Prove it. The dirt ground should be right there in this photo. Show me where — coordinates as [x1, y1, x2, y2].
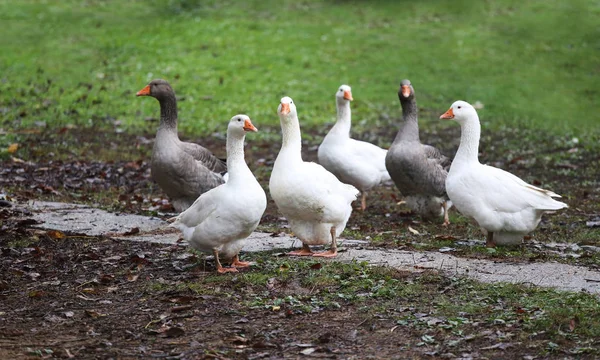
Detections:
[1, 122, 599, 359]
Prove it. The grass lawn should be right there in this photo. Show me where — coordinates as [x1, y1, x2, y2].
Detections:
[1, 2, 600, 357]
[0, 0, 598, 140]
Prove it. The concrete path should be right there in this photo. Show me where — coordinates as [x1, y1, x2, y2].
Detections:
[25, 201, 600, 295]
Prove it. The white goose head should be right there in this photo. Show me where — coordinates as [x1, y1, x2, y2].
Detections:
[228, 114, 257, 137]
[439, 100, 478, 124]
[336, 85, 353, 103]
[277, 96, 298, 121]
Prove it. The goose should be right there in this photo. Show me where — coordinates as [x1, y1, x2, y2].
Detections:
[136, 79, 226, 212]
[269, 97, 359, 257]
[440, 101, 568, 246]
[385, 79, 452, 224]
[169, 115, 266, 272]
[318, 85, 391, 211]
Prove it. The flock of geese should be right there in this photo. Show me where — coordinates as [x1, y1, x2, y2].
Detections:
[136, 79, 568, 273]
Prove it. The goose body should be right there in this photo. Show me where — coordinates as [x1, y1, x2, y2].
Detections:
[318, 85, 391, 211]
[137, 79, 226, 212]
[170, 115, 266, 272]
[440, 101, 568, 246]
[270, 97, 359, 257]
[385, 80, 452, 223]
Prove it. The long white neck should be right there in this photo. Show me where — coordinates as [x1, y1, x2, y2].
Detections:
[454, 114, 481, 165]
[225, 132, 251, 184]
[329, 99, 351, 137]
[278, 113, 303, 163]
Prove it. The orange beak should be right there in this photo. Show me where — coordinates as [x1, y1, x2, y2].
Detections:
[243, 118, 258, 132]
[280, 102, 290, 115]
[401, 85, 411, 98]
[439, 107, 454, 119]
[343, 90, 353, 101]
[136, 85, 151, 97]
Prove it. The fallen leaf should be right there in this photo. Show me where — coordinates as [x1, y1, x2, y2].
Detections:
[28, 290, 46, 298]
[127, 273, 139, 282]
[310, 263, 323, 270]
[279, 264, 289, 272]
[300, 348, 316, 355]
[122, 227, 140, 236]
[85, 310, 105, 319]
[164, 327, 185, 338]
[7, 143, 18, 153]
[167, 296, 196, 304]
[407, 226, 420, 235]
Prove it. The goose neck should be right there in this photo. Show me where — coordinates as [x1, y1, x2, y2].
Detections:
[225, 133, 250, 183]
[158, 93, 178, 131]
[454, 116, 481, 164]
[396, 98, 420, 142]
[279, 115, 303, 162]
[330, 100, 351, 137]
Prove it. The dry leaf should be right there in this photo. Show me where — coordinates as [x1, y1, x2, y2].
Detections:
[122, 227, 140, 236]
[85, 310, 105, 319]
[7, 143, 18, 153]
[407, 226, 420, 235]
[164, 327, 185, 338]
[310, 263, 323, 270]
[127, 273, 139, 282]
[46, 230, 66, 239]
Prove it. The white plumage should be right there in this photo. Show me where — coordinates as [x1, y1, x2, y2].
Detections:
[270, 96, 359, 257]
[441, 101, 568, 246]
[170, 115, 266, 272]
[318, 85, 391, 211]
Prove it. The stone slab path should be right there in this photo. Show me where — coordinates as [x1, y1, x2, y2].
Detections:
[25, 201, 600, 295]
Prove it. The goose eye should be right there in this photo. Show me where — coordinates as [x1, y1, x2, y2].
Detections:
[238, 118, 242, 121]
[458, 106, 462, 109]
[290, 101, 293, 104]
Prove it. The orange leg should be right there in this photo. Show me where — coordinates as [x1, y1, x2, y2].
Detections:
[360, 192, 367, 211]
[288, 243, 314, 256]
[313, 226, 338, 258]
[442, 201, 450, 226]
[230, 254, 252, 268]
[486, 232, 496, 248]
[213, 249, 238, 273]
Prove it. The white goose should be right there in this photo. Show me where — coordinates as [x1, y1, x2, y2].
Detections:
[170, 115, 266, 272]
[270, 97, 359, 257]
[440, 101, 568, 246]
[318, 85, 391, 211]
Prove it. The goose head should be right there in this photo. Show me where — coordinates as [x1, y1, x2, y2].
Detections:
[228, 114, 257, 136]
[439, 100, 477, 124]
[277, 96, 298, 121]
[136, 79, 175, 101]
[336, 85, 353, 104]
[398, 79, 414, 100]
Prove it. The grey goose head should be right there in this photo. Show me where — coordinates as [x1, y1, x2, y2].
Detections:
[398, 79, 415, 101]
[136, 79, 175, 101]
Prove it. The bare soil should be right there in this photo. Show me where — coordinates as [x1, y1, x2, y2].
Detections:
[1, 122, 599, 359]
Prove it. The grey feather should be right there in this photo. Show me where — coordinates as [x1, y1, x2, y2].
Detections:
[385, 79, 452, 219]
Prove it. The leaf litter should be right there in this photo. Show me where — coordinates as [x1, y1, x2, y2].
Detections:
[0, 125, 599, 358]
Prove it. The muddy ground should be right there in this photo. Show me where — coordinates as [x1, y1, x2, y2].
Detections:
[1, 118, 599, 359]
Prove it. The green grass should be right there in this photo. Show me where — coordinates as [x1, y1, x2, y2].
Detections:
[147, 254, 600, 354]
[1, 0, 598, 140]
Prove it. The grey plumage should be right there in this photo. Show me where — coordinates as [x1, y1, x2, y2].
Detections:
[137, 79, 226, 212]
[385, 79, 452, 221]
